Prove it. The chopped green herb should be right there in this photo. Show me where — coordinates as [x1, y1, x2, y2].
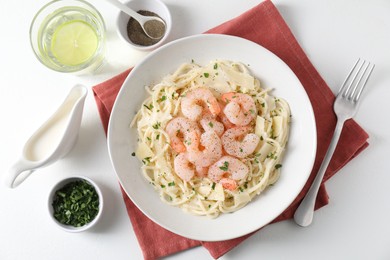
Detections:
[168, 181, 175, 187]
[142, 157, 151, 164]
[219, 161, 229, 171]
[156, 134, 160, 140]
[211, 182, 216, 190]
[152, 122, 161, 129]
[208, 122, 214, 128]
[204, 72, 210, 78]
[160, 184, 166, 188]
[143, 104, 154, 110]
[275, 164, 282, 169]
[266, 152, 277, 160]
[214, 63, 218, 69]
[159, 95, 167, 102]
[52, 180, 99, 227]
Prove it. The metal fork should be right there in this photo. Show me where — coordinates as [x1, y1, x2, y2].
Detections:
[293, 58, 375, 227]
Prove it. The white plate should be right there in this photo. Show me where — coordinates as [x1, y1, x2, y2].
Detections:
[108, 34, 317, 241]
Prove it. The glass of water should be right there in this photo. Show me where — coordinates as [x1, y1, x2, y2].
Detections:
[30, 0, 106, 74]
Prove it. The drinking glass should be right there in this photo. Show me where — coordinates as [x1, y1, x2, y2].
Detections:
[30, 0, 106, 74]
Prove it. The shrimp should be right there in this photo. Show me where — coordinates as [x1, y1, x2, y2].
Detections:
[165, 117, 200, 153]
[181, 87, 221, 121]
[174, 153, 210, 181]
[174, 153, 195, 182]
[199, 113, 225, 136]
[187, 131, 223, 168]
[217, 102, 235, 129]
[221, 126, 260, 158]
[219, 178, 238, 191]
[221, 92, 257, 126]
[208, 156, 249, 190]
[195, 165, 208, 178]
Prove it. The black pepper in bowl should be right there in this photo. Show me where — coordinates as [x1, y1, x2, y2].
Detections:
[127, 10, 165, 46]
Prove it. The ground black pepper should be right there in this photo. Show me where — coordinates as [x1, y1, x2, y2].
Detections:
[127, 10, 165, 46]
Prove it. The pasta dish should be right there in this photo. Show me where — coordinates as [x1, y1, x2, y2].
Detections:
[131, 60, 291, 218]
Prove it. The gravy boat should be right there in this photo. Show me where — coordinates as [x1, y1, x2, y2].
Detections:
[5, 85, 88, 188]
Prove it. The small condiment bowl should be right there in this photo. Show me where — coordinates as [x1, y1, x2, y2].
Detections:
[48, 176, 103, 232]
[116, 0, 172, 51]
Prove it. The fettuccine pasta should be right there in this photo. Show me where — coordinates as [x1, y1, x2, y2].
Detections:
[131, 60, 291, 218]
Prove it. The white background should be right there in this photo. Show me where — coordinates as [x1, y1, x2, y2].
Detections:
[1, 0, 389, 259]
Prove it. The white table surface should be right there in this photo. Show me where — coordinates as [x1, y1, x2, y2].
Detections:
[1, 0, 389, 259]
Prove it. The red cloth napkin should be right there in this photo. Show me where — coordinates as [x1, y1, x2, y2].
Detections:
[93, 1, 369, 259]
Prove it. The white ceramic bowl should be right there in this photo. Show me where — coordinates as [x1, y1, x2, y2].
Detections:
[48, 176, 103, 232]
[116, 0, 172, 51]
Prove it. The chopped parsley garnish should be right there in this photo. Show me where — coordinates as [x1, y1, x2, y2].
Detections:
[204, 72, 210, 78]
[208, 122, 214, 128]
[168, 181, 175, 187]
[214, 63, 218, 69]
[160, 184, 166, 188]
[211, 182, 216, 190]
[52, 180, 99, 227]
[275, 164, 282, 169]
[219, 161, 229, 171]
[142, 157, 151, 164]
[266, 152, 277, 160]
[159, 95, 167, 102]
[152, 122, 161, 129]
[144, 103, 154, 110]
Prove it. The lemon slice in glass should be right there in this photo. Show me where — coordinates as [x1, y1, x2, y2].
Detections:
[51, 20, 98, 66]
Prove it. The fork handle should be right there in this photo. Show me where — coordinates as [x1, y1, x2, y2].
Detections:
[293, 118, 346, 226]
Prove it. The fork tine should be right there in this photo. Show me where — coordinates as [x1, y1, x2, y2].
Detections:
[338, 58, 361, 97]
[343, 59, 366, 99]
[349, 60, 368, 99]
[354, 62, 375, 102]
